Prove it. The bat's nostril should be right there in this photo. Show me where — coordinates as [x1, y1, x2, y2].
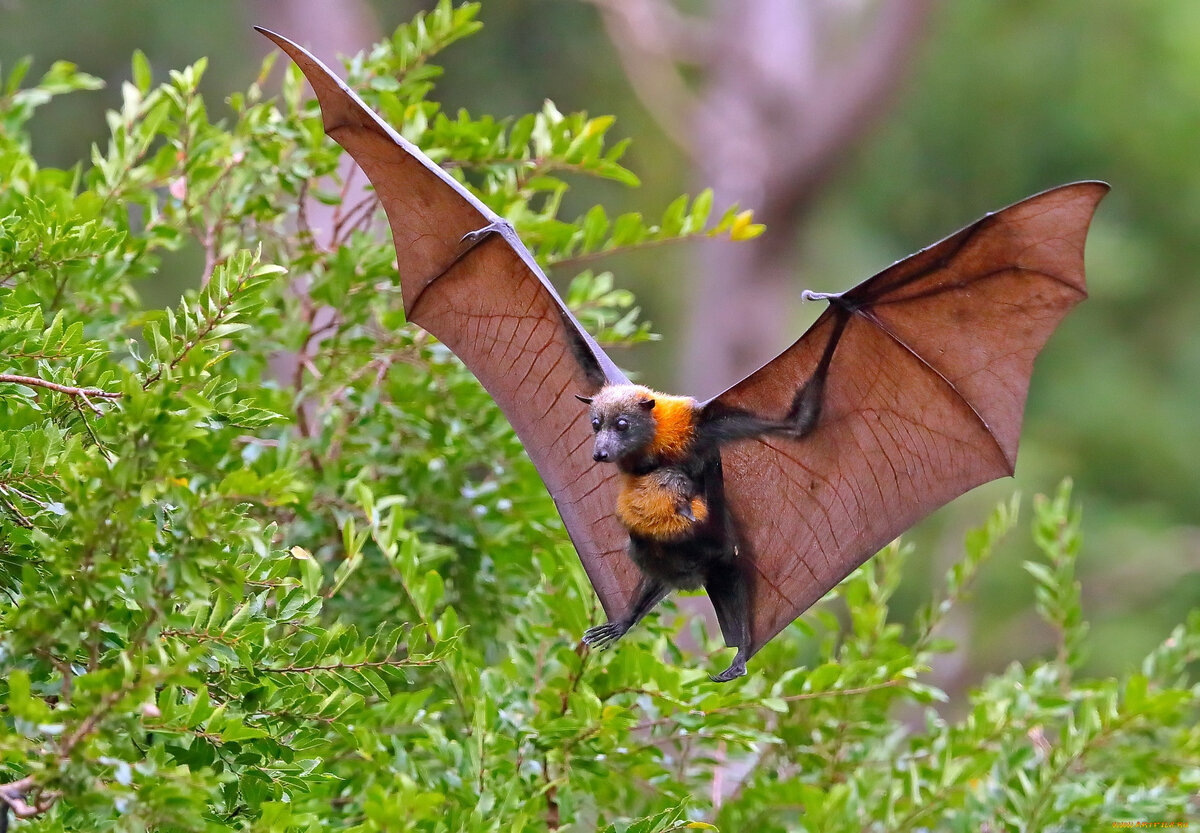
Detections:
[593, 450, 608, 462]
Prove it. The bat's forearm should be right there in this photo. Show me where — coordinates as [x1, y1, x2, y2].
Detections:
[697, 407, 809, 449]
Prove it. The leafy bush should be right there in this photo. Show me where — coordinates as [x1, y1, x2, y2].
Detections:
[1, 4, 1196, 830]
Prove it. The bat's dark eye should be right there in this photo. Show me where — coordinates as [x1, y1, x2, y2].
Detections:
[615, 417, 629, 432]
[591, 417, 601, 432]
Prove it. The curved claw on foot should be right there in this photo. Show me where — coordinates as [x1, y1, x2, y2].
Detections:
[709, 658, 747, 683]
[583, 621, 627, 651]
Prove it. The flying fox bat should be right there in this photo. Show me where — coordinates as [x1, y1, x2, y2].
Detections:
[259, 28, 1108, 682]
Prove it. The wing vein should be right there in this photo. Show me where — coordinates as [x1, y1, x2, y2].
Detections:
[871, 265, 1087, 308]
[849, 307, 1010, 471]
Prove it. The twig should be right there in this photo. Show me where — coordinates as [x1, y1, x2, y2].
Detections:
[331, 193, 379, 247]
[142, 262, 253, 389]
[295, 177, 313, 241]
[257, 657, 437, 674]
[328, 163, 359, 245]
[0, 483, 47, 509]
[0, 671, 147, 820]
[76, 391, 103, 416]
[0, 776, 51, 820]
[560, 640, 590, 716]
[545, 757, 561, 830]
[60, 681, 133, 753]
[71, 398, 115, 462]
[292, 294, 318, 439]
[541, 228, 722, 269]
[0, 374, 120, 400]
[33, 648, 74, 704]
[0, 493, 33, 528]
[630, 677, 906, 732]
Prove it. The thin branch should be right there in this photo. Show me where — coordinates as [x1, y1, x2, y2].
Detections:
[60, 674, 137, 754]
[0, 374, 120, 400]
[1021, 712, 1140, 833]
[544, 757, 561, 830]
[160, 627, 242, 647]
[0, 776, 53, 820]
[0, 678, 143, 822]
[629, 677, 906, 732]
[33, 648, 74, 704]
[559, 640, 590, 716]
[541, 226, 729, 269]
[71, 398, 116, 462]
[329, 163, 364, 247]
[0, 483, 47, 509]
[257, 657, 436, 673]
[331, 192, 377, 248]
[292, 293, 319, 439]
[0, 493, 33, 528]
[142, 262, 254, 389]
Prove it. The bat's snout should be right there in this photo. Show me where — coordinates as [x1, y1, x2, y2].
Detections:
[593, 449, 610, 462]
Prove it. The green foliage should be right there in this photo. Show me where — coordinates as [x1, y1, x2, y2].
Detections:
[0, 7, 1195, 831]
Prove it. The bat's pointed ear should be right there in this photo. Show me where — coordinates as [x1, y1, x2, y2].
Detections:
[574, 394, 593, 405]
[638, 397, 656, 411]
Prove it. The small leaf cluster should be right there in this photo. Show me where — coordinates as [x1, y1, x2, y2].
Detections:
[0, 5, 1196, 831]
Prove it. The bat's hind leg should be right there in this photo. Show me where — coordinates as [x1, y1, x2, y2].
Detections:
[706, 563, 751, 683]
[583, 577, 668, 650]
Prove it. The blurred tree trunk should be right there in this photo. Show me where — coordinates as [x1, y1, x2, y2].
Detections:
[587, 0, 936, 397]
[244, 0, 385, 435]
[246, 0, 388, 251]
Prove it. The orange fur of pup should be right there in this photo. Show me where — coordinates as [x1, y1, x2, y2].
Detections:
[617, 473, 709, 541]
[644, 392, 698, 462]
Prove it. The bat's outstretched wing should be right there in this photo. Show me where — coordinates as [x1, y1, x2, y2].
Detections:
[703, 182, 1108, 655]
[258, 29, 640, 618]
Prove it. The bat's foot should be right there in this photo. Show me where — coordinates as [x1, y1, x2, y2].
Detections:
[709, 661, 747, 683]
[583, 620, 628, 651]
[709, 651, 748, 683]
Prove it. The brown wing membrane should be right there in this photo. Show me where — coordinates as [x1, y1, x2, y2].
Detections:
[258, 29, 640, 618]
[707, 182, 1108, 654]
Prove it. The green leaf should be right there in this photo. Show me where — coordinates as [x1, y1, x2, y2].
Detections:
[132, 49, 152, 93]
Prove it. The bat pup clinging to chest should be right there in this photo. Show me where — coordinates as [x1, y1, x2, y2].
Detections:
[576, 383, 818, 682]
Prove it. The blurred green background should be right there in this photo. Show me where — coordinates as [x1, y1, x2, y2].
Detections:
[2, 0, 1196, 692]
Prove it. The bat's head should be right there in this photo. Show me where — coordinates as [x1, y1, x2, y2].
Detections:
[575, 384, 697, 468]
[576, 384, 658, 466]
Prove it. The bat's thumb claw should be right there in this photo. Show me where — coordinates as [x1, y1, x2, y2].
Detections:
[802, 289, 840, 302]
[459, 219, 512, 246]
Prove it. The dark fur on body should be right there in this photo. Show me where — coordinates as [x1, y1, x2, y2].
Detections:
[577, 383, 821, 681]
